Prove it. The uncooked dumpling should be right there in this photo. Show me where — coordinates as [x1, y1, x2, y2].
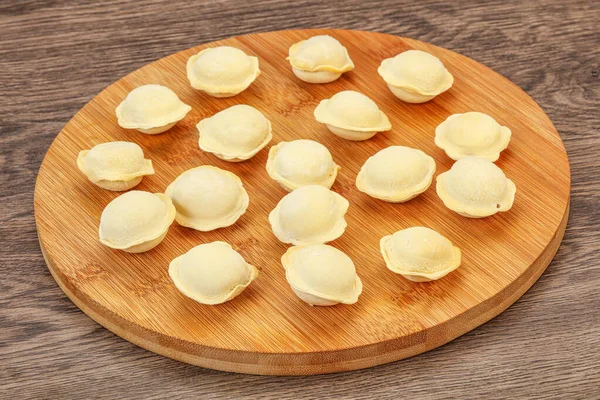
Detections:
[436, 156, 516, 218]
[435, 112, 512, 161]
[287, 35, 354, 83]
[380, 226, 461, 282]
[77, 141, 154, 191]
[266, 139, 340, 191]
[378, 50, 453, 103]
[197, 105, 272, 162]
[99, 190, 176, 253]
[169, 241, 258, 305]
[165, 166, 249, 231]
[356, 146, 436, 202]
[186, 46, 260, 97]
[269, 185, 348, 245]
[282, 244, 362, 306]
[314, 90, 392, 141]
[115, 84, 191, 134]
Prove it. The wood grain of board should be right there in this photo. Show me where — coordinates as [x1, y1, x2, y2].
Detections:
[33, 29, 570, 375]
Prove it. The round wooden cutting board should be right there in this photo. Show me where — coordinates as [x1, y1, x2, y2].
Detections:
[34, 29, 570, 375]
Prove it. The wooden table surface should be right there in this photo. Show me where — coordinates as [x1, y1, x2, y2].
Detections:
[1, 0, 598, 398]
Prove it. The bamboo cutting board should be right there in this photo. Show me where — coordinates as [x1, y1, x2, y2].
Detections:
[34, 29, 570, 375]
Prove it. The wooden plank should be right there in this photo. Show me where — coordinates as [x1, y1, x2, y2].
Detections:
[33, 29, 569, 375]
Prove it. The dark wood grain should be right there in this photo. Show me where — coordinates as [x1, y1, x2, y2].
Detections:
[0, 0, 598, 398]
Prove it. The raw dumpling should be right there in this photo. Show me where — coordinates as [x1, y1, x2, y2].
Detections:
[77, 141, 154, 191]
[286, 35, 354, 83]
[99, 190, 176, 253]
[435, 112, 512, 161]
[266, 139, 340, 191]
[269, 185, 348, 245]
[197, 104, 272, 162]
[282, 244, 362, 306]
[314, 90, 392, 141]
[169, 241, 258, 305]
[115, 84, 191, 134]
[378, 50, 453, 103]
[380, 226, 461, 282]
[186, 46, 260, 97]
[436, 156, 516, 218]
[165, 166, 249, 231]
[356, 146, 436, 202]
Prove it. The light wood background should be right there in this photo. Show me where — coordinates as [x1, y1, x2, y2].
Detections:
[1, 0, 599, 398]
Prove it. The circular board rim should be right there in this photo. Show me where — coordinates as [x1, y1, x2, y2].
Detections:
[34, 29, 571, 375]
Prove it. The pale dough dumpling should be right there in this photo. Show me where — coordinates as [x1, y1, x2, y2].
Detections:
[77, 141, 154, 191]
[287, 35, 354, 83]
[186, 46, 260, 97]
[314, 90, 392, 141]
[99, 190, 176, 253]
[435, 112, 512, 161]
[165, 166, 249, 231]
[266, 140, 340, 191]
[436, 156, 516, 218]
[269, 185, 349, 245]
[282, 244, 362, 306]
[356, 146, 436, 202]
[380, 226, 461, 282]
[197, 104, 272, 162]
[169, 241, 258, 305]
[378, 50, 453, 103]
[115, 84, 191, 134]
